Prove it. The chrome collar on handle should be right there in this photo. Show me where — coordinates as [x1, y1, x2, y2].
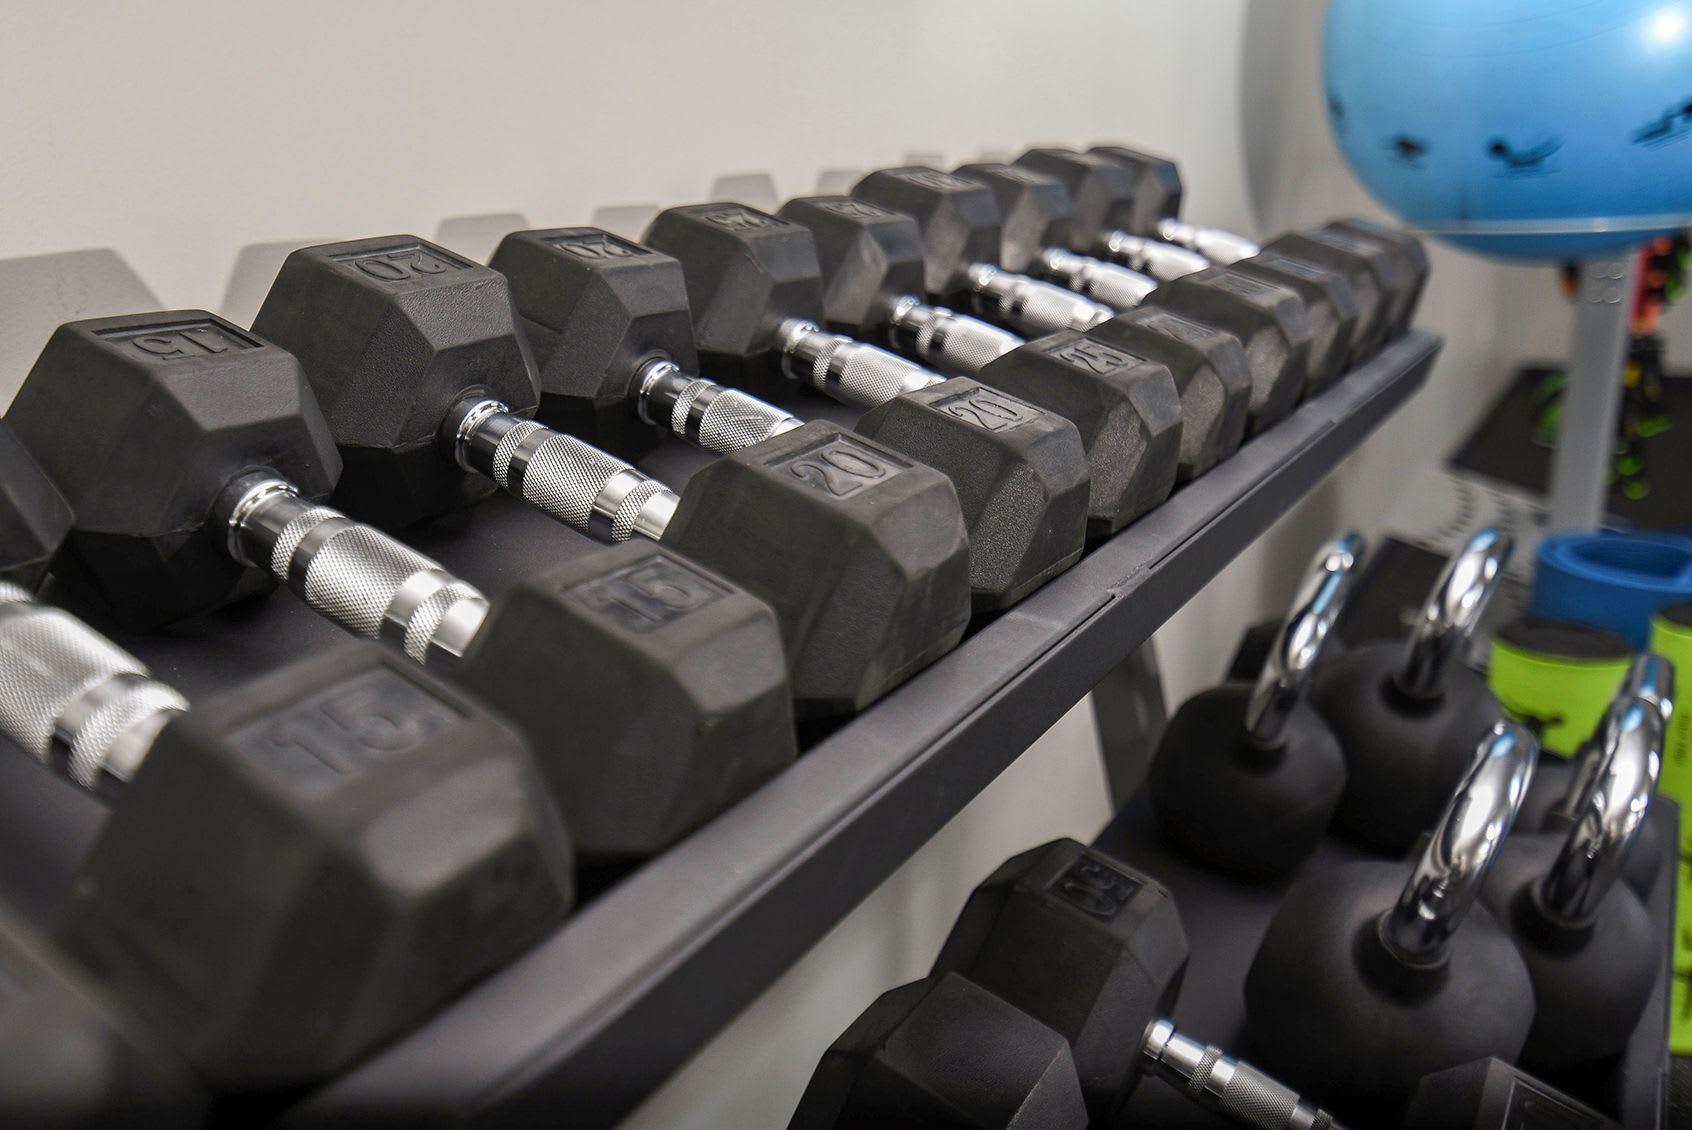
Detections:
[1379, 720, 1537, 964]
[1395, 527, 1514, 699]
[1245, 532, 1365, 747]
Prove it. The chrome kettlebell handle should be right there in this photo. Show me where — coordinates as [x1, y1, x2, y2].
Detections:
[1554, 652, 1674, 823]
[1380, 720, 1537, 964]
[1539, 692, 1664, 923]
[1396, 527, 1514, 699]
[1245, 532, 1365, 746]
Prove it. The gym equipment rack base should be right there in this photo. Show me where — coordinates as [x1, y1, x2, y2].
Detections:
[0, 330, 1440, 1128]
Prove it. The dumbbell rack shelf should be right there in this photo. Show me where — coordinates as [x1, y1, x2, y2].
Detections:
[0, 330, 1437, 1127]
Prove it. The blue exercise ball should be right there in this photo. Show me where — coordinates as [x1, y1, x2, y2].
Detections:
[1324, 0, 1692, 260]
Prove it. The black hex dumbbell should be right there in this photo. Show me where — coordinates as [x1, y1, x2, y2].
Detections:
[788, 972, 1090, 1129]
[490, 222, 1089, 611]
[0, 583, 571, 1089]
[1074, 144, 1425, 360]
[779, 194, 1233, 485]
[0, 420, 72, 589]
[6, 313, 797, 859]
[1401, 1057, 1620, 1129]
[953, 160, 1362, 400]
[1244, 723, 1538, 1111]
[926, 839, 1350, 1128]
[250, 239, 970, 714]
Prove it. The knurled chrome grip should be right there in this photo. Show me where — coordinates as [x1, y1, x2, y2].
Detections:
[965, 263, 1115, 333]
[1142, 1020, 1344, 1130]
[778, 319, 944, 408]
[1101, 231, 1211, 280]
[0, 582, 186, 791]
[1156, 217, 1261, 265]
[638, 359, 804, 452]
[887, 299, 1023, 378]
[1036, 248, 1159, 310]
[450, 400, 680, 544]
[223, 477, 488, 668]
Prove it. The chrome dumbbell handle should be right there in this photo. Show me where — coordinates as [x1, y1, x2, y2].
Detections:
[778, 318, 945, 408]
[887, 298, 1023, 378]
[0, 583, 186, 791]
[1036, 247, 1159, 310]
[638, 359, 804, 453]
[450, 398, 678, 544]
[1101, 230, 1211, 280]
[1155, 217, 1261, 265]
[1142, 1019, 1345, 1130]
[221, 474, 488, 668]
[965, 262, 1115, 333]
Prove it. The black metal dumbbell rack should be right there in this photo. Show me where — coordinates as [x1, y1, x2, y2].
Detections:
[0, 332, 1443, 1127]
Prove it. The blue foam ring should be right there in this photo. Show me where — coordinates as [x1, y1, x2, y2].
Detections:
[1532, 532, 1692, 650]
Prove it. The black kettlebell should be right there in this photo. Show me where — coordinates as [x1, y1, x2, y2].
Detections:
[1314, 527, 1513, 851]
[1243, 721, 1538, 1109]
[1515, 652, 1673, 898]
[1148, 532, 1362, 876]
[1479, 683, 1664, 1070]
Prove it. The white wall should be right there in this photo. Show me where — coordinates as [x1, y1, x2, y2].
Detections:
[0, 2, 1627, 1126]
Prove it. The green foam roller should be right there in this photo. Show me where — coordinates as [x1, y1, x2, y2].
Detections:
[1488, 618, 1632, 755]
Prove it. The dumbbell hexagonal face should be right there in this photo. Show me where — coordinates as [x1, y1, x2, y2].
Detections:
[1326, 218, 1429, 338]
[1140, 267, 1312, 433]
[930, 839, 1189, 1121]
[774, 196, 928, 341]
[851, 167, 1004, 305]
[1087, 307, 1252, 480]
[459, 542, 795, 862]
[856, 378, 1090, 610]
[1016, 148, 1161, 251]
[252, 236, 539, 529]
[1230, 252, 1362, 396]
[953, 163, 1074, 275]
[659, 421, 971, 716]
[55, 642, 573, 1089]
[490, 227, 698, 457]
[5, 313, 340, 629]
[789, 975, 1088, 1130]
[0, 421, 73, 589]
[1085, 145, 1184, 226]
[1262, 230, 1405, 360]
[979, 331, 1182, 537]
[641, 203, 827, 402]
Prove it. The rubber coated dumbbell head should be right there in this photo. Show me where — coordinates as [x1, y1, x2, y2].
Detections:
[1477, 690, 1663, 1070]
[1325, 218, 1429, 338]
[1315, 527, 1514, 852]
[950, 162, 1075, 275]
[0, 904, 206, 1128]
[5, 312, 340, 630]
[0, 419, 73, 589]
[1017, 147, 1169, 249]
[928, 839, 1187, 1120]
[1083, 145, 1184, 227]
[1228, 250, 1362, 396]
[1148, 533, 1362, 876]
[774, 196, 930, 343]
[457, 541, 795, 863]
[56, 640, 573, 1088]
[1140, 267, 1313, 432]
[1515, 652, 1672, 897]
[787, 973, 1088, 1129]
[251, 236, 540, 529]
[1401, 1057, 1620, 1130]
[640, 203, 827, 402]
[490, 227, 694, 458]
[850, 167, 1005, 306]
[1261, 230, 1406, 361]
[1086, 306, 1252, 480]
[1244, 722, 1538, 1110]
[976, 330, 1182, 538]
